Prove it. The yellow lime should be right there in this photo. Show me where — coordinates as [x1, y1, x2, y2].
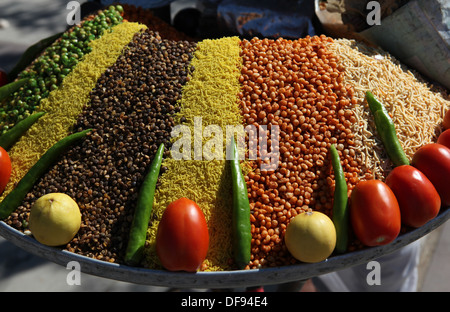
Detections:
[29, 193, 81, 246]
[285, 211, 336, 263]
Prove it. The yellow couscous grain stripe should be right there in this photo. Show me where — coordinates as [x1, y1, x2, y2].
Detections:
[1, 22, 147, 201]
[144, 37, 243, 272]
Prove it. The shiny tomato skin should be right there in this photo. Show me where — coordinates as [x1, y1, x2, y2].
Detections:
[443, 110, 450, 130]
[156, 197, 209, 272]
[437, 129, 450, 150]
[412, 143, 450, 207]
[385, 165, 440, 228]
[0, 146, 11, 194]
[350, 180, 401, 246]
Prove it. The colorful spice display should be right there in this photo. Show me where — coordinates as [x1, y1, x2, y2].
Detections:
[0, 5, 449, 273]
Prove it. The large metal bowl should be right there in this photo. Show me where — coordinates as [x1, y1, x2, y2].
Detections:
[1, 207, 449, 289]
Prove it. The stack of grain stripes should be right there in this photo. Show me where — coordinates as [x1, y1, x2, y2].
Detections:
[0, 5, 448, 272]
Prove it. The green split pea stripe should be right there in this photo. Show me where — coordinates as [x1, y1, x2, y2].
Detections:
[0, 5, 124, 134]
[0, 22, 148, 202]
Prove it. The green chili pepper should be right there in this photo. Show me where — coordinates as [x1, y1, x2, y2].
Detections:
[0, 111, 46, 150]
[125, 143, 164, 266]
[229, 137, 251, 269]
[0, 78, 30, 102]
[8, 32, 63, 81]
[330, 144, 349, 254]
[366, 91, 409, 167]
[0, 129, 91, 219]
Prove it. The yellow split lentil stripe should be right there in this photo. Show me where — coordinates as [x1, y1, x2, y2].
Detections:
[144, 36, 243, 271]
[0, 22, 147, 201]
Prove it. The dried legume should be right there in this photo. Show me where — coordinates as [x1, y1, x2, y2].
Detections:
[0, 6, 124, 134]
[239, 36, 361, 268]
[0, 22, 146, 204]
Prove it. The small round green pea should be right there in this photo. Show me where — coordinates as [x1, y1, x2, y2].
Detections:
[61, 68, 71, 75]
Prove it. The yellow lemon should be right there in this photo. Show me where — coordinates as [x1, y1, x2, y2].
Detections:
[29, 193, 81, 246]
[285, 211, 336, 263]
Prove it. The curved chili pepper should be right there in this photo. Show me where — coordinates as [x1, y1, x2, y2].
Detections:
[229, 137, 251, 269]
[8, 32, 63, 81]
[330, 144, 349, 254]
[0, 78, 29, 102]
[0, 112, 46, 150]
[366, 91, 410, 167]
[125, 143, 164, 266]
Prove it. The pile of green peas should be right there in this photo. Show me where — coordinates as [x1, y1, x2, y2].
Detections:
[0, 5, 124, 134]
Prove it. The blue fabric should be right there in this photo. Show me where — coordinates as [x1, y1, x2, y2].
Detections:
[217, 0, 317, 38]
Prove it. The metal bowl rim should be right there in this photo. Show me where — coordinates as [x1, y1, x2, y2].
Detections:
[1, 207, 448, 288]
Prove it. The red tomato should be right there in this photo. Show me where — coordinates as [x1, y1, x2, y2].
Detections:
[0, 69, 7, 87]
[385, 165, 440, 228]
[0, 146, 11, 194]
[412, 143, 450, 207]
[350, 180, 401, 246]
[437, 129, 450, 150]
[443, 110, 450, 130]
[156, 197, 209, 272]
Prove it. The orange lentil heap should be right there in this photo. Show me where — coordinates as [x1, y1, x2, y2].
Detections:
[239, 36, 362, 269]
